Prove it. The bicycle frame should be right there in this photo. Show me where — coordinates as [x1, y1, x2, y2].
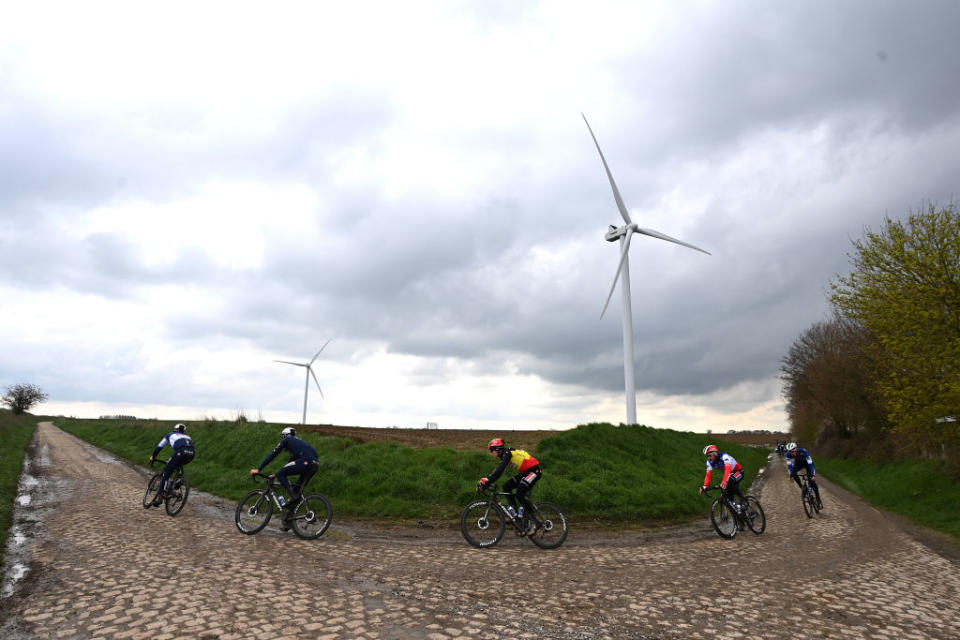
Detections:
[703, 486, 747, 525]
[250, 472, 293, 511]
[479, 484, 528, 533]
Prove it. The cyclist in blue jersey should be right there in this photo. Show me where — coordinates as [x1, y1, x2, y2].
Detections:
[148, 423, 195, 507]
[250, 427, 319, 530]
[785, 442, 823, 509]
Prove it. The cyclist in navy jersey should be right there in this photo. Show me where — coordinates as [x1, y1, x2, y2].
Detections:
[785, 442, 822, 509]
[250, 427, 319, 528]
[148, 423, 195, 507]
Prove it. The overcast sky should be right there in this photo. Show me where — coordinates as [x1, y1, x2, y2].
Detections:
[2, 1, 958, 432]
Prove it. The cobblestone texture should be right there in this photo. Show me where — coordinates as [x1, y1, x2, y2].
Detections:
[2, 422, 959, 639]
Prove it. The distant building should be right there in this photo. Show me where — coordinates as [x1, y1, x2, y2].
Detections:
[100, 415, 137, 420]
[426, 422, 438, 429]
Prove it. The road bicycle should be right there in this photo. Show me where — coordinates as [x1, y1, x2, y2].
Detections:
[703, 486, 766, 539]
[141, 459, 190, 516]
[460, 483, 568, 549]
[235, 472, 333, 540]
[795, 470, 822, 518]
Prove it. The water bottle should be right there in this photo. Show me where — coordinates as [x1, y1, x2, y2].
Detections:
[517, 507, 524, 518]
[278, 495, 286, 507]
[504, 505, 516, 518]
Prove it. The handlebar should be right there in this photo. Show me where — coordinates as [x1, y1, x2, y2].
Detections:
[250, 472, 275, 484]
[151, 458, 169, 467]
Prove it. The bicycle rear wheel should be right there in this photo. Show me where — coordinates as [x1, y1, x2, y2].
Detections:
[528, 503, 568, 550]
[235, 489, 272, 534]
[709, 498, 738, 539]
[165, 476, 190, 516]
[290, 493, 333, 539]
[743, 495, 766, 534]
[460, 501, 506, 548]
[142, 474, 161, 509]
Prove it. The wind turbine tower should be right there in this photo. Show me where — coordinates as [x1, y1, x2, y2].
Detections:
[582, 114, 710, 425]
[274, 340, 331, 425]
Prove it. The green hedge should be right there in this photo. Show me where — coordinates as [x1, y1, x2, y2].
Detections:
[0, 410, 39, 570]
[56, 418, 769, 522]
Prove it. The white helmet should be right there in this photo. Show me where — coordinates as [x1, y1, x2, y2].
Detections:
[281, 427, 296, 438]
[786, 442, 797, 452]
[174, 423, 186, 433]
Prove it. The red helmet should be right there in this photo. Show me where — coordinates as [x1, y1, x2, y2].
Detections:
[488, 438, 505, 451]
[703, 444, 719, 456]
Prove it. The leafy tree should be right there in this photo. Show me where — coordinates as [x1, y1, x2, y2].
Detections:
[831, 203, 960, 451]
[2, 383, 49, 415]
[781, 315, 887, 444]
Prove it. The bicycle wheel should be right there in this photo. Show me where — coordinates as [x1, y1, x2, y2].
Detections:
[709, 498, 738, 539]
[743, 495, 766, 534]
[165, 476, 190, 516]
[235, 490, 273, 534]
[802, 488, 815, 518]
[290, 493, 333, 540]
[460, 501, 506, 548]
[142, 474, 161, 509]
[527, 503, 568, 550]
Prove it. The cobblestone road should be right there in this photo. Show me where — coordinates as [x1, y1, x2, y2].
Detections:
[1, 423, 958, 639]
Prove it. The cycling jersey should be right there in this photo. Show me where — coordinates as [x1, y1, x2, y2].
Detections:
[486, 447, 540, 484]
[152, 432, 194, 458]
[703, 452, 742, 487]
[259, 435, 319, 471]
[786, 447, 816, 477]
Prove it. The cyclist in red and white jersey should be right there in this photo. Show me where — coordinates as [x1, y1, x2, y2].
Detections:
[699, 444, 746, 508]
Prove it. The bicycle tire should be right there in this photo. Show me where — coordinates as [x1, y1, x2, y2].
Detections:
[460, 500, 506, 548]
[743, 495, 766, 534]
[290, 493, 333, 540]
[235, 489, 273, 534]
[527, 502, 568, 550]
[709, 498, 738, 539]
[803, 488, 815, 518]
[165, 476, 190, 516]
[142, 474, 162, 509]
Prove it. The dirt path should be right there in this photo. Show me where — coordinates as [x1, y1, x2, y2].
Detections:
[2, 422, 959, 639]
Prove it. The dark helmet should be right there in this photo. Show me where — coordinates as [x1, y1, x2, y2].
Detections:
[174, 423, 186, 433]
[281, 427, 296, 438]
[488, 438, 505, 452]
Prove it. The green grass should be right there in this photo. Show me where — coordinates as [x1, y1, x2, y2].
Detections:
[0, 410, 39, 568]
[820, 457, 960, 538]
[55, 418, 769, 523]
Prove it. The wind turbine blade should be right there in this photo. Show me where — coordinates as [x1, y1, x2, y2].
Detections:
[582, 113, 633, 226]
[309, 339, 332, 366]
[274, 359, 306, 367]
[635, 227, 711, 255]
[601, 228, 634, 319]
[309, 367, 324, 398]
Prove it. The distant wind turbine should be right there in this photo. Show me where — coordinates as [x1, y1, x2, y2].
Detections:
[274, 340, 331, 425]
[582, 114, 710, 426]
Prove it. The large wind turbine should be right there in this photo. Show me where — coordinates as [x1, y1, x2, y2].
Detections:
[582, 114, 710, 426]
[274, 339, 331, 425]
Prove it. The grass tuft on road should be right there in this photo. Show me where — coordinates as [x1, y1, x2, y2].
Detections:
[820, 457, 960, 538]
[0, 410, 38, 570]
[55, 418, 768, 522]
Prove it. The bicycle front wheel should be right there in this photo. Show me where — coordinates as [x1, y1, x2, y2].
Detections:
[142, 474, 161, 509]
[290, 493, 333, 539]
[165, 476, 190, 516]
[743, 495, 766, 534]
[460, 501, 506, 548]
[235, 490, 272, 534]
[528, 503, 568, 550]
[709, 498, 738, 539]
[803, 489, 815, 518]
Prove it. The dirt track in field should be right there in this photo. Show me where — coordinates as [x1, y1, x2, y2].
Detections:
[1, 422, 958, 639]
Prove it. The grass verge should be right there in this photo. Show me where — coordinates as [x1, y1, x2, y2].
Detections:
[820, 457, 960, 539]
[0, 410, 39, 571]
[55, 418, 769, 524]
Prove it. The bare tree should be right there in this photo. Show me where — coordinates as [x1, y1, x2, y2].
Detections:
[2, 383, 49, 415]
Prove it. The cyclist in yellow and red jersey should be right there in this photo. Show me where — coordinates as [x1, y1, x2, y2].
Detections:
[699, 444, 746, 509]
[477, 438, 542, 535]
